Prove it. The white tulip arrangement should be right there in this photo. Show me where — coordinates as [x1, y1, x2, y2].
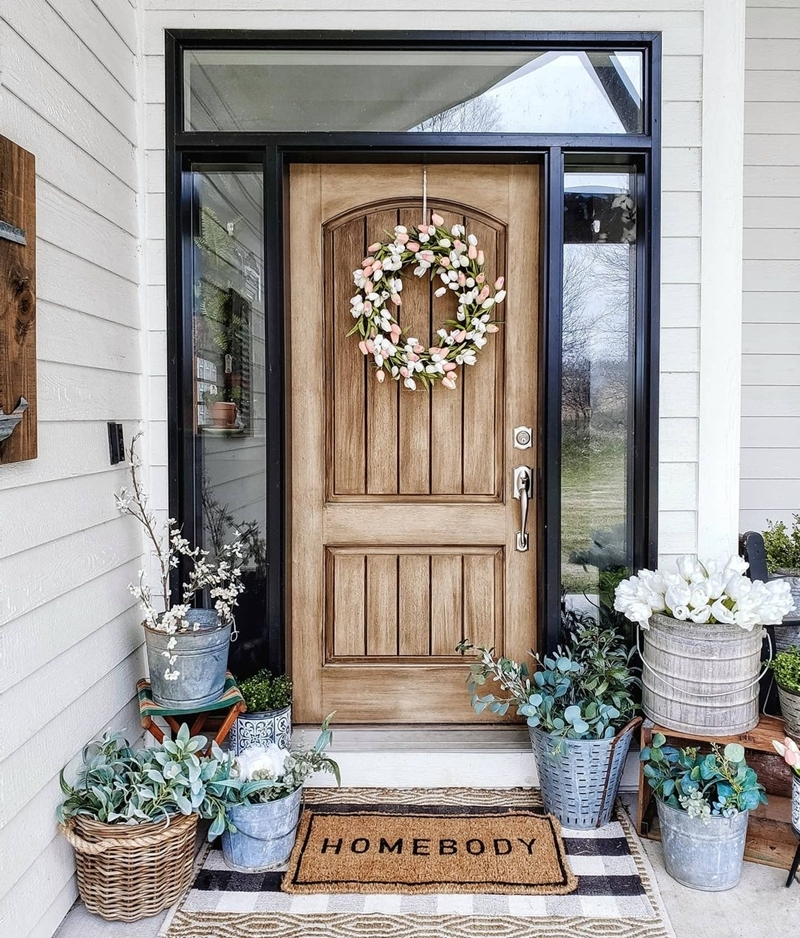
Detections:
[349, 214, 506, 390]
[614, 554, 794, 631]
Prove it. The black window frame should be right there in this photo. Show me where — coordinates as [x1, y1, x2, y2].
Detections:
[166, 29, 661, 673]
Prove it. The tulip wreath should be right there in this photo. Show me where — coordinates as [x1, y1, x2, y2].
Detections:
[348, 212, 507, 390]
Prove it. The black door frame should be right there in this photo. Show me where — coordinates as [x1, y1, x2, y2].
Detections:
[165, 30, 661, 673]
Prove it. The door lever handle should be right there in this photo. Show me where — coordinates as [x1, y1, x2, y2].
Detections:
[513, 466, 533, 552]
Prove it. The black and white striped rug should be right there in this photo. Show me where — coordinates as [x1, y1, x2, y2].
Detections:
[163, 788, 674, 938]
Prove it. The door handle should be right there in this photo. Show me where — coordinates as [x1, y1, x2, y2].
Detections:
[513, 466, 533, 552]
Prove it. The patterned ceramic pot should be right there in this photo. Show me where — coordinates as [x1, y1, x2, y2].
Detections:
[230, 704, 292, 755]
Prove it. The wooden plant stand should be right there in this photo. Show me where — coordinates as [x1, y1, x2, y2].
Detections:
[637, 714, 797, 870]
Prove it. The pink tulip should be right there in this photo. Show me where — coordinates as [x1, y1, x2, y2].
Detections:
[363, 301, 372, 313]
[418, 224, 429, 234]
[454, 330, 466, 342]
[408, 353, 419, 362]
[494, 277, 504, 290]
[443, 362, 457, 372]
[479, 286, 490, 301]
[376, 370, 385, 383]
[366, 340, 376, 353]
[429, 347, 443, 356]
[413, 344, 424, 354]
[400, 367, 409, 378]
[362, 256, 375, 268]
[397, 233, 409, 244]
[367, 242, 381, 254]
[458, 272, 466, 286]
[442, 377, 456, 390]
[476, 273, 485, 284]
[358, 341, 368, 355]
[468, 245, 477, 260]
[431, 213, 444, 226]
[454, 240, 465, 252]
[407, 242, 419, 252]
[440, 257, 450, 267]
[373, 260, 382, 270]
[390, 324, 402, 340]
[477, 250, 485, 265]
[391, 293, 402, 306]
[421, 251, 435, 262]
[363, 265, 374, 276]
[486, 324, 499, 333]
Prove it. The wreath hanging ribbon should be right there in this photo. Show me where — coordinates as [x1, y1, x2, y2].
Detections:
[349, 212, 506, 390]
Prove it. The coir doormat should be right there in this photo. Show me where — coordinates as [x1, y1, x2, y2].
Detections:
[283, 804, 576, 895]
[163, 788, 676, 938]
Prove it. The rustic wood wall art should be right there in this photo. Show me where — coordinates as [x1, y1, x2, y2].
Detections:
[0, 134, 36, 464]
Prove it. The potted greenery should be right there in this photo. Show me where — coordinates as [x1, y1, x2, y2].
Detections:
[770, 645, 800, 736]
[57, 725, 231, 922]
[230, 669, 293, 755]
[116, 433, 244, 708]
[641, 735, 766, 891]
[216, 715, 340, 871]
[763, 516, 800, 647]
[615, 554, 794, 736]
[459, 614, 640, 828]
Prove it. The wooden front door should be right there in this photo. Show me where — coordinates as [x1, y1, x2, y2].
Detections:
[289, 163, 540, 723]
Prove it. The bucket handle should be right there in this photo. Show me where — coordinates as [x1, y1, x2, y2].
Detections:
[596, 716, 643, 828]
[636, 624, 773, 700]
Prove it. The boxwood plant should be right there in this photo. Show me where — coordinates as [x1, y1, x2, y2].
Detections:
[770, 644, 800, 694]
[239, 669, 293, 713]
[458, 614, 639, 745]
[640, 734, 767, 819]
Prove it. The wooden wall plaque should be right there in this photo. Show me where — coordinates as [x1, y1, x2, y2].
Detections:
[0, 134, 36, 464]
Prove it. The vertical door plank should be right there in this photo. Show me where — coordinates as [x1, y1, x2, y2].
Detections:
[430, 554, 463, 656]
[366, 554, 398, 655]
[365, 209, 399, 494]
[463, 553, 496, 651]
[397, 206, 431, 494]
[0, 135, 36, 464]
[398, 554, 430, 656]
[462, 216, 503, 495]
[430, 208, 465, 495]
[333, 553, 366, 656]
[331, 217, 367, 494]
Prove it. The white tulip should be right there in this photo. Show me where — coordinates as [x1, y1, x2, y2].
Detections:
[689, 605, 711, 623]
[711, 599, 736, 624]
[688, 587, 710, 609]
[404, 377, 416, 390]
[672, 604, 690, 620]
[677, 555, 703, 582]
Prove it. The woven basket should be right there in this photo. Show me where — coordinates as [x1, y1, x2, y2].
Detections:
[59, 812, 197, 922]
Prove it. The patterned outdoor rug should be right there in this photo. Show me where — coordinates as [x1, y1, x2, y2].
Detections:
[163, 788, 675, 938]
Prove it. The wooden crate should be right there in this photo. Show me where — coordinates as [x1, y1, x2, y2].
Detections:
[636, 714, 797, 870]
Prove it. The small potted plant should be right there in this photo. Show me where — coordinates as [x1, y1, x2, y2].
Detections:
[772, 737, 800, 837]
[763, 516, 800, 647]
[57, 725, 231, 922]
[771, 646, 800, 736]
[615, 554, 794, 735]
[116, 433, 245, 708]
[459, 614, 640, 828]
[215, 715, 340, 871]
[641, 735, 766, 891]
[203, 387, 239, 430]
[230, 670, 293, 754]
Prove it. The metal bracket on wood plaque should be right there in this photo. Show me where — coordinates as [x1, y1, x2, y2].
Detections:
[0, 397, 28, 443]
[0, 219, 27, 245]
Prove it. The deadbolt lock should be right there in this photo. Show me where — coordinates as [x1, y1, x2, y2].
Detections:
[513, 426, 533, 450]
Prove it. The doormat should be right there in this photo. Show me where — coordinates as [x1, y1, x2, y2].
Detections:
[283, 805, 576, 894]
[162, 788, 675, 938]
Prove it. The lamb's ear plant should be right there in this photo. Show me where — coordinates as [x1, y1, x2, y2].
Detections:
[640, 733, 767, 819]
[770, 645, 800, 693]
[57, 724, 237, 827]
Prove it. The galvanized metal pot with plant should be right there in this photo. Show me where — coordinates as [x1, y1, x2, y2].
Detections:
[57, 724, 234, 922]
[770, 645, 800, 736]
[459, 613, 640, 829]
[115, 433, 245, 709]
[615, 554, 794, 736]
[641, 735, 767, 891]
[215, 714, 340, 872]
[763, 515, 800, 650]
[230, 669, 293, 755]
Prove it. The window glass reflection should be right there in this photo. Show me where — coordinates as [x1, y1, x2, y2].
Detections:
[184, 49, 643, 134]
[561, 168, 636, 623]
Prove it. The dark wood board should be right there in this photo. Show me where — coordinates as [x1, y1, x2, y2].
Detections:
[0, 134, 36, 464]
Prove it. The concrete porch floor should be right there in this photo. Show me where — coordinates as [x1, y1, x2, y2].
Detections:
[53, 792, 800, 938]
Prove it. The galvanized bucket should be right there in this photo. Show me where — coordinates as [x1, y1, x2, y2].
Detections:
[528, 718, 640, 829]
[230, 705, 292, 755]
[641, 614, 767, 736]
[778, 685, 800, 737]
[770, 574, 800, 651]
[657, 799, 748, 891]
[221, 788, 303, 871]
[144, 610, 231, 708]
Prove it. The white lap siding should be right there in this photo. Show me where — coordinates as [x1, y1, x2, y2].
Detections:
[0, 2, 144, 937]
[740, 0, 800, 535]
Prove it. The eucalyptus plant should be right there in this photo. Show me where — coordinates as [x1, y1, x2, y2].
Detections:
[57, 724, 236, 828]
[458, 616, 639, 744]
[640, 734, 767, 819]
